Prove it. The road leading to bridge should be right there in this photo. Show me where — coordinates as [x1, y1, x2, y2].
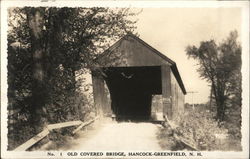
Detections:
[58, 120, 163, 151]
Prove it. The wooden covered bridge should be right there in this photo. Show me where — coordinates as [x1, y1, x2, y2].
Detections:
[92, 34, 186, 121]
[13, 34, 188, 151]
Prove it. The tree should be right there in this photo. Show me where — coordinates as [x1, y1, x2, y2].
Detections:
[26, 8, 48, 132]
[8, 7, 138, 136]
[186, 31, 241, 121]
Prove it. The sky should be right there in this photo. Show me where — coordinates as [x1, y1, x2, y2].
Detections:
[133, 8, 242, 104]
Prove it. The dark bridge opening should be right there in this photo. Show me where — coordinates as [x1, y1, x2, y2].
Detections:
[104, 66, 162, 121]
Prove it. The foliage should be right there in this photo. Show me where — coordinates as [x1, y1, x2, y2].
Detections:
[186, 31, 242, 122]
[7, 121, 35, 150]
[157, 126, 186, 151]
[7, 7, 138, 149]
[210, 100, 242, 140]
[174, 107, 228, 150]
[159, 105, 241, 151]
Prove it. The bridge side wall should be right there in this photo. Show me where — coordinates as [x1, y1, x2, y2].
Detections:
[170, 71, 185, 120]
[91, 73, 110, 117]
[161, 65, 173, 120]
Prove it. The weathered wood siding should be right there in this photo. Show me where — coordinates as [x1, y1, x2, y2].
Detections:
[170, 71, 185, 119]
[100, 36, 171, 67]
[161, 65, 172, 120]
[92, 74, 111, 116]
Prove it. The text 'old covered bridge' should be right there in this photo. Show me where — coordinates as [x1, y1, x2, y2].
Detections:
[92, 34, 186, 121]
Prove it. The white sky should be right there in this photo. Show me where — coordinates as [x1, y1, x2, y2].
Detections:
[134, 8, 241, 104]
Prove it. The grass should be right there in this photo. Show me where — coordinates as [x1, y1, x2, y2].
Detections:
[156, 126, 186, 151]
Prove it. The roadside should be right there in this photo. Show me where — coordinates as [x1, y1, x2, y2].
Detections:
[40, 119, 163, 151]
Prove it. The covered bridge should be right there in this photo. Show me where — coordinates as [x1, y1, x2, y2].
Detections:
[92, 34, 186, 121]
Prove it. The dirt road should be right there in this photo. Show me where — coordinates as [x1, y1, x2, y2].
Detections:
[59, 120, 162, 151]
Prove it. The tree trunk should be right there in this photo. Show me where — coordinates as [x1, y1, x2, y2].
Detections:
[27, 8, 47, 133]
[209, 84, 213, 110]
[211, 81, 226, 122]
[215, 94, 226, 122]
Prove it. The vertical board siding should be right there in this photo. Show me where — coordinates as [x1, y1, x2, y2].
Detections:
[92, 74, 111, 117]
[107, 36, 171, 67]
[161, 65, 172, 120]
[170, 71, 185, 119]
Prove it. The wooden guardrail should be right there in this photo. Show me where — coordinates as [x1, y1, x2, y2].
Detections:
[14, 116, 99, 151]
[163, 116, 198, 151]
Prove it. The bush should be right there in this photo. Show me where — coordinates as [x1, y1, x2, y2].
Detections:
[157, 126, 186, 151]
[7, 81, 94, 150]
[224, 103, 242, 140]
[174, 108, 228, 150]
[8, 121, 36, 150]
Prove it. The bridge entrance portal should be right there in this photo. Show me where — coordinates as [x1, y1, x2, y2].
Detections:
[103, 66, 162, 121]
